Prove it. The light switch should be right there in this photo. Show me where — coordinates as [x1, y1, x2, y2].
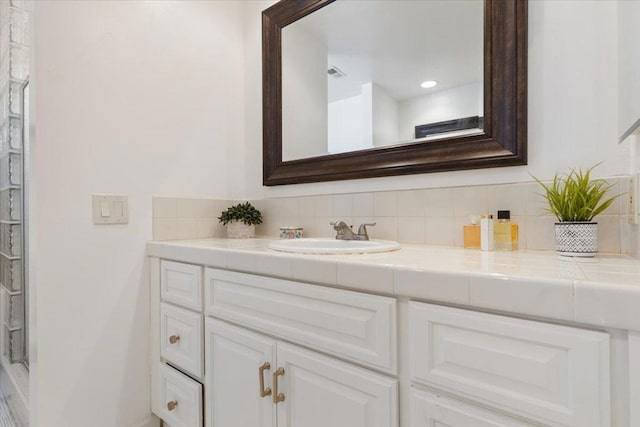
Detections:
[101, 201, 110, 217]
[113, 201, 124, 217]
[92, 194, 129, 225]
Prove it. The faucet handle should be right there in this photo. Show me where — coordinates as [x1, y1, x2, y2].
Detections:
[330, 220, 350, 228]
[357, 222, 376, 237]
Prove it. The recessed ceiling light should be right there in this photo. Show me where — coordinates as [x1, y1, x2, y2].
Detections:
[420, 80, 438, 89]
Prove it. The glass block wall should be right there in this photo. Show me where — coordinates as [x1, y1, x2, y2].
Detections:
[0, 0, 29, 364]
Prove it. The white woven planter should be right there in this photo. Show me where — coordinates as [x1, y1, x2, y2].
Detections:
[555, 222, 598, 257]
[226, 221, 255, 239]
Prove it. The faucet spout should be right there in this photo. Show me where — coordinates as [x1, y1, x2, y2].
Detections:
[330, 221, 375, 241]
[330, 221, 356, 239]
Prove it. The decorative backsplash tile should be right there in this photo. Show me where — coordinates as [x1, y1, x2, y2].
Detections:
[153, 176, 631, 254]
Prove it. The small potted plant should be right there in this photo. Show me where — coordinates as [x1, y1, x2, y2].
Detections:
[533, 164, 620, 257]
[218, 202, 263, 239]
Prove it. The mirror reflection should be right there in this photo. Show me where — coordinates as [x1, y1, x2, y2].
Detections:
[281, 0, 484, 161]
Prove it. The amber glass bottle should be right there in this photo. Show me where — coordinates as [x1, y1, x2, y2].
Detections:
[463, 216, 481, 249]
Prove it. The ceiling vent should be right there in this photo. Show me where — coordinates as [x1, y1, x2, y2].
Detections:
[327, 66, 346, 79]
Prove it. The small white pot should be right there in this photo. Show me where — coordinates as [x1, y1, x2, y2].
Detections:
[554, 222, 598, 257]
[226, 221, 255, 239]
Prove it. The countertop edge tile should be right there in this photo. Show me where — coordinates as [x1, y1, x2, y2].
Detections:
[469, 272, 575, 321]
[146, 239, 640, 331]
[336, 261, 394, 295]
[394, 267, 470, 305]
[575, 280, 640, 331]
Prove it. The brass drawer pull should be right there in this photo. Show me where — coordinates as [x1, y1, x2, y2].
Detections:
[169, 335, 180, 344]
[272, 367, 285, 404]
[259, 362, 272, 397]
[167, 400, 178, 411]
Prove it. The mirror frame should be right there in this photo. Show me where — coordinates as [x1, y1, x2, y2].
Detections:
[263, 0, 527, 186]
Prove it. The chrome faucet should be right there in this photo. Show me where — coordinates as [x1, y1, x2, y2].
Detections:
[330, 221, 376, 241]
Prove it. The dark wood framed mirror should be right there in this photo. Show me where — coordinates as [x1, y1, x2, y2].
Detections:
[263, 0, 527, 186]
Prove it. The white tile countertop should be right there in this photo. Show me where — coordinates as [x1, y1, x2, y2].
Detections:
[147, 238, 640, 332]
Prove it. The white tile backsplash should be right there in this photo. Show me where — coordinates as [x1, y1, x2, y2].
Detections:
[398, 190, 426, 217]
[425, 188, 454, 217]
[153, 197, 177, 218]
[454, 186, 488, 217]
[153, 197, 234, 240]
[398, 217, 425, 244]
[374, 191, 398, 217]
[331, 193, 353, 218]
[152, 176, 629, 253]
[487, 184, 527, 217]
[352, 192, 374, 217]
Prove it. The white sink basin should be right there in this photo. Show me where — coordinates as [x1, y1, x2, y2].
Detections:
[268, 238, 401, 255]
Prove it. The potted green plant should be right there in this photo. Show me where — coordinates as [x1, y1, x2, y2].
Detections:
[533, 164, 620, 257]
[218, 202, 263, 239]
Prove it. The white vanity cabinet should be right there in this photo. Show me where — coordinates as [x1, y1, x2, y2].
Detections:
[151, 260, 399, 427]
[205, 318, 398, 427]
[150, 254, 616, 427]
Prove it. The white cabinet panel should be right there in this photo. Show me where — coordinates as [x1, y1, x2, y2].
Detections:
[410, 388, 533, 427]
[630, 332, 640, 427]
[409, 301, 610, 427]
[160, 303, 203, 378]
[205, 318, 276, 427]
[275, 342, 398, 427]
[205, 268, 397, 373]
[162, 260, 202, 311]
[156, 364, 203, 427]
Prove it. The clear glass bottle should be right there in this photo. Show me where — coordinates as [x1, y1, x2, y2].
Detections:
[494, 210, 519, 251]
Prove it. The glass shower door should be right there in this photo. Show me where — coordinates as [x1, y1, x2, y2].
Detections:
[0, 0, 29, 366]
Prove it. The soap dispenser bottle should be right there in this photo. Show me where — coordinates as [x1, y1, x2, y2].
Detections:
[494, 210, 519, 251]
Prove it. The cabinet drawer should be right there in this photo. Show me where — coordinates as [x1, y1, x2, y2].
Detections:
[161, 303, 203, 378]
[156, 364, 202, 427]
[410, 388, 532, 427]
[205, 268, 397, 373]
[161, 260, 202, 311]
[409, 301, 610, 427]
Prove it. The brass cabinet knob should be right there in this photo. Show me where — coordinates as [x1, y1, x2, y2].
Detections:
[169, 335, 180, 344]
[167, 400, 178, 411]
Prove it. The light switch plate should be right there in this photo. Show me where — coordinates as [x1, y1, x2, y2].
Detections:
[92, 194, 129, 225]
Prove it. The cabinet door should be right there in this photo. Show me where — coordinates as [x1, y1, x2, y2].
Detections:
[275, 342, 398, 427]
[204, 318, 276, 427]
[410, 388, 534, 427]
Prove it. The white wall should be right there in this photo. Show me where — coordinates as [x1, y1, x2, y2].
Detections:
[281, 21, 328, 161]
[371, 83, 399, 147]
[327, 93, 370, 154]
[32, 1, 245, 426]
[618, 0, 640, 139]
[242, 0, 630, 199]
[327, 82, 399, 152]
[397, 82, 482, 142]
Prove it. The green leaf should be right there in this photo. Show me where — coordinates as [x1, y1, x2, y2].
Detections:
[218, 202, 263, 226]
[530, 163, 622, 222]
